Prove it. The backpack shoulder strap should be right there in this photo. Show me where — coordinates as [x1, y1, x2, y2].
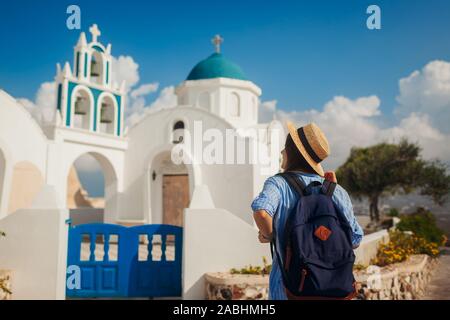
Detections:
[321, 179, 337, 197]
[277, 172, 306, 197]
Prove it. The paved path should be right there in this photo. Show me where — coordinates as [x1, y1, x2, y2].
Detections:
[423, 248, 450, 300]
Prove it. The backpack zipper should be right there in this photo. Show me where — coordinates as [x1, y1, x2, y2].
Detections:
[299, 269, 307, 292]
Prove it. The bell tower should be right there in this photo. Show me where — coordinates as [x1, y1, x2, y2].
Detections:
[54, 24, 126, 136]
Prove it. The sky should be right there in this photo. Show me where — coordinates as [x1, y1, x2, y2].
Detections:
[1, 0, 450, 196]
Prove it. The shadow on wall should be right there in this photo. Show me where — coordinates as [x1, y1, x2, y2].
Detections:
[0, 185, 69, 300]
[67, 166, 104, 209]
[69, 208, 104, 226]
[7, 161, 44, 214]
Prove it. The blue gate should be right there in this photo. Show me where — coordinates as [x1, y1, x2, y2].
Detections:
[66, 223, 183, 298]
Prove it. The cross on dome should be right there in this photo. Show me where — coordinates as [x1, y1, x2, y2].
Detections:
[89, 24, 101, 43]
[211, 34, 224, 53]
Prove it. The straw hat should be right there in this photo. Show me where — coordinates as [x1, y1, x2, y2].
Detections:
[286, 121, 330, 177]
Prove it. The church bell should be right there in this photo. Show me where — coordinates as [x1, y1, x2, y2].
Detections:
[90, 58, 100, 77]
[74, 97, 87, 115]
[100, 103, 113, 124]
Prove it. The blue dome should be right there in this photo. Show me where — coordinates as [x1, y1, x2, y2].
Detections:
[186, 53, 247, 81]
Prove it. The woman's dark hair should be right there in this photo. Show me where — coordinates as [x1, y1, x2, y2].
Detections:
[284, 134, 315, 173]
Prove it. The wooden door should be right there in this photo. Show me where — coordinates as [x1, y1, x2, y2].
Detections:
[162, 174, 189, 227]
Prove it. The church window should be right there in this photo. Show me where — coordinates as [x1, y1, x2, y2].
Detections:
[173, 121, 185, 131]
[173, 121, 185, 144]
[230, 92, 240, 117]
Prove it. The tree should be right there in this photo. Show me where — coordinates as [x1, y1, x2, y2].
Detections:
[336, 139, 450, 223]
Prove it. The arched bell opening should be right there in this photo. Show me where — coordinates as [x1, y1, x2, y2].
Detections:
[98, 95, 116, 135]
[73, 88, 93, 130]
[90, 51, 104, 86]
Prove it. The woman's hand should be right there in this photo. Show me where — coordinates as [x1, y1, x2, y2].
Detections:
[258, 231, 273, 243]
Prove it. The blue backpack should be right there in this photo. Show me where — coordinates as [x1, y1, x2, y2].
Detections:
[271, 172, 356, 300]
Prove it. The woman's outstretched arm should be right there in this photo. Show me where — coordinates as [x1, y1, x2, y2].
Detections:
[253, 209, 273, 242]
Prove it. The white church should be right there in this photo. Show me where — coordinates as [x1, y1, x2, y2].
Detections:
[0, 24, 284, 299]
[0, 24, 284, 226]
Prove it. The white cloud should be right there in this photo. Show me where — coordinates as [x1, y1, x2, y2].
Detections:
[131, 83, 159, 99]
[18, 81, 56, 124]
[258, 100, 278, 123]
[35, 81, 56, 109]
[396, 60, 450, 133]
[381, 112, 450, 162]
[112, 55, 140, 91]
[125, 82, 159, 123]
[126, 86, 177, 128]
[147, 86, 177, 111]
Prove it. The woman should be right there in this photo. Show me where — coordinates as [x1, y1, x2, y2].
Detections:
[251, 121, 364, 300]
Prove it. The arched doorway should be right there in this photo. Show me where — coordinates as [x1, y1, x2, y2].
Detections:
[67, 152, 117, 225]
[150, 151, 190, 227]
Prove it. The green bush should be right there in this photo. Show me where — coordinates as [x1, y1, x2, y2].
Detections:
[387, 208, 400, 217]
[396, 207, 445, 244]
[230, 257, 272, 276]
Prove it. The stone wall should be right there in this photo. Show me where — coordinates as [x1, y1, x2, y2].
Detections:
[205, 273, 269, 300]
[354, 229, 389, 266]
[354, 254, 437, 300]
[205, 255, 437, 300]
[0, 270, 12, 300]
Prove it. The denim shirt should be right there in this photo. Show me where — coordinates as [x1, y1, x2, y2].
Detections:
[251, 172, 364, 300]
